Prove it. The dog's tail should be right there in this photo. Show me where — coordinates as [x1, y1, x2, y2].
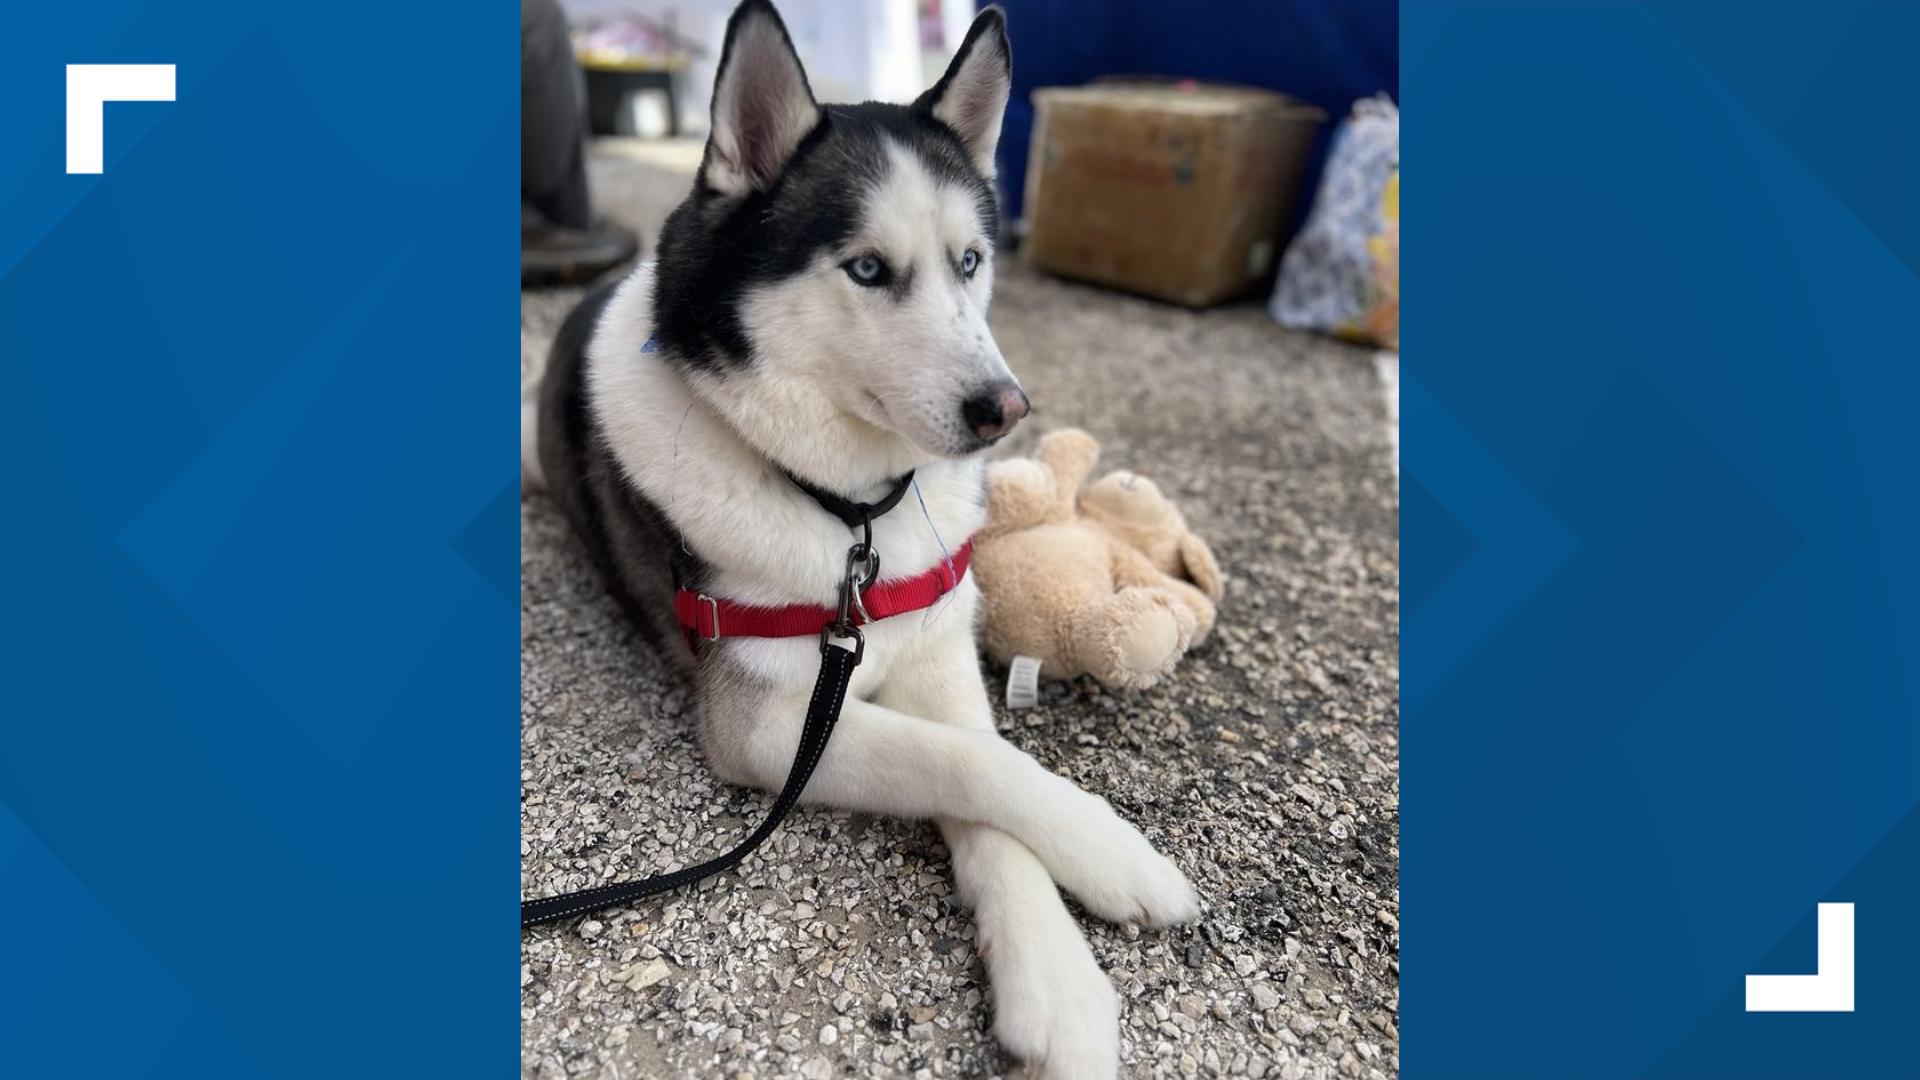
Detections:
[521, 327, 548, 491]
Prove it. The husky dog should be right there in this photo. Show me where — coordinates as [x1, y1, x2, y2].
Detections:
[525, 1, 1198, 1073]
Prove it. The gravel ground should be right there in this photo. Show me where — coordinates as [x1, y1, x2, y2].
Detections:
[522, 142, 1400, 1080]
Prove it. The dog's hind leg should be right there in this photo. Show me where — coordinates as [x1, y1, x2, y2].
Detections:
[872, 667, 1124, 1078]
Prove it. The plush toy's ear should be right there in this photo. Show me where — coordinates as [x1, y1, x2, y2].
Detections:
[702, 0, 821, 197]
[1178, 533, 1225, 601]
[914, 6, 1012, 176]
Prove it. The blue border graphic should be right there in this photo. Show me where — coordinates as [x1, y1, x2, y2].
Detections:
[1403, 3, 1919, 1077]
[0, 2, 519, 1074]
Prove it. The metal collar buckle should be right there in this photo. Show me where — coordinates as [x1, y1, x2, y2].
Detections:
[822, 542, 880, 664]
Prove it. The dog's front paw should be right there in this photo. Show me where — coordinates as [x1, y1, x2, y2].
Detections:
[984, 917, 1120, 1079]
[1042, 793, 1201, 928]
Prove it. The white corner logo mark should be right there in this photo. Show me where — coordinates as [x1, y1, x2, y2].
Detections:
[1745, 902, 1854, 1012]
[66, 64, 175, 174]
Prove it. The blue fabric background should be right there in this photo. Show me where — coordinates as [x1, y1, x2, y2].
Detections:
[0, 1, 519, 1075]
[1403, 3, 1919, 1077]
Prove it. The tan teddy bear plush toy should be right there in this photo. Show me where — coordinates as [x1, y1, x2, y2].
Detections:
[974, 428, 1224, 690]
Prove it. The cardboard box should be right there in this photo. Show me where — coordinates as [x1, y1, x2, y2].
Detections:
[1022, 82, 1325, 307]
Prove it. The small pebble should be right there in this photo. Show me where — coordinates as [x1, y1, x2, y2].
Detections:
[628, 958, 672, 990]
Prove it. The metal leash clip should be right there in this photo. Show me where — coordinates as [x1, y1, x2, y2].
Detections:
[821, 541, 880, 663]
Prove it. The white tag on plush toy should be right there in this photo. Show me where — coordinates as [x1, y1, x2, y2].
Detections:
[1005, 655, 1043, 710]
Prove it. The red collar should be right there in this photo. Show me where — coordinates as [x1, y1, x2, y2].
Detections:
[674, 540, 973, 646]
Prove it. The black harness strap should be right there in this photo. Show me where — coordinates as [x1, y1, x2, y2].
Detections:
[782, 469, 915, 529]
[522, 638, 859, 927]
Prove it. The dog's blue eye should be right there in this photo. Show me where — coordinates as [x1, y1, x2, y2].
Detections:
[962, 249, 981, 278]
[845, 255, 887, 286]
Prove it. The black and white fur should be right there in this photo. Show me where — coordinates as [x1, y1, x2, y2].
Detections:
[525, 3, 1197, 1074]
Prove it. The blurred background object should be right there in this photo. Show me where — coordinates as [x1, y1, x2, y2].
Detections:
[561, 0, 969, 137]
[550, 0, 1397, 312]
[993, 0, 1398, 227]
[1023, 82, 1325, 307]
[574, 14, 695, 138]
[523, 0, 640, 286]
[1270, 96, 1400, 348]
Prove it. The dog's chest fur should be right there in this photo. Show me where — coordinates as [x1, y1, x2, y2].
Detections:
[580, 264, 988, 686]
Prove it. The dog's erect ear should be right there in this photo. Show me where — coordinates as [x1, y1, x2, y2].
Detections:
[914, 6, 1012, 176]
[702, 0, 820, 196]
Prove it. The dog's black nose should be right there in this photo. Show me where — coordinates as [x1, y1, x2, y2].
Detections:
[962, 383, 1030, 442]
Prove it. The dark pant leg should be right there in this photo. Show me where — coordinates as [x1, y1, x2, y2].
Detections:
[522, 0, 591, 230]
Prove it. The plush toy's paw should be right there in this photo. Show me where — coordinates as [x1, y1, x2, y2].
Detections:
[1035, 428, 1102, 493]
[1177, 533, 1225, 602]
[1073, 588, 1198, 691]
[1171, 581, 1219, 645]
[986, 458, 1061, 533]
[1111, 596, 1185, 678]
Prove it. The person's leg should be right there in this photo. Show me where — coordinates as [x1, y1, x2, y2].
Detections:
[521, 0, 636, 284]
[522, 0, 591, 230]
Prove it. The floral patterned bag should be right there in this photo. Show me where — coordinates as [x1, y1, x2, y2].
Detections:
[1270, 95, 1399, 350]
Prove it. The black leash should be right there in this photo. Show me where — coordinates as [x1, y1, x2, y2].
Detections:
[522, 632, 861, 927]
[523, 477, 902, 930]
